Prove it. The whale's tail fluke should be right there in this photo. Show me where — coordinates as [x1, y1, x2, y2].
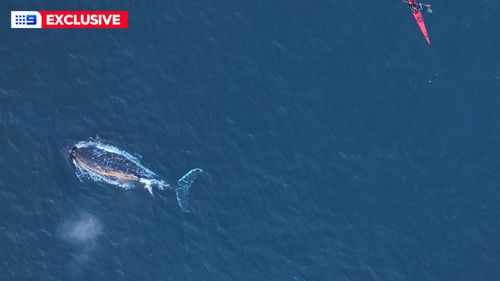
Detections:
[176, 168, 203, 212]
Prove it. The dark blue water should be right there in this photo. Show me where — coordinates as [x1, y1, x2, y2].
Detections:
[1, 0, 500, 280]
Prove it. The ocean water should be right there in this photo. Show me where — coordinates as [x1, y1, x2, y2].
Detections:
[1, 0, 500, 280]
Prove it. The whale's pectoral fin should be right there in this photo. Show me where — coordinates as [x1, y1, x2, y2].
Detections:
[140, 178, 155, 195]
[145, 185, 154, 195]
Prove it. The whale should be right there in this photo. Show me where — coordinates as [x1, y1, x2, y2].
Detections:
[69, 139, 202, 211]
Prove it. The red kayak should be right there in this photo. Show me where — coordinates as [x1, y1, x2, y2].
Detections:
[407, 0, 431, 45]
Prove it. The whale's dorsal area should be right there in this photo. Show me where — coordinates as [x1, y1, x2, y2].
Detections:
[70, 140, 156, 185]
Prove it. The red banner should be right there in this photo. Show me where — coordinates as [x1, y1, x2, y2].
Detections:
[39, 11, 128, 29]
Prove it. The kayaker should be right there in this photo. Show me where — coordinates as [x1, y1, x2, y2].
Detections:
[413, 3, 432, 13]
[409, 2, 419, 12]
[406, 1, 432, 14]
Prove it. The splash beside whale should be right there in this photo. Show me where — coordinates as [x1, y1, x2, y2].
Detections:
[70, 139, 202, 211]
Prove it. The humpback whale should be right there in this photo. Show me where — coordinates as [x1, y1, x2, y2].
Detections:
[69, 139, 202, 211]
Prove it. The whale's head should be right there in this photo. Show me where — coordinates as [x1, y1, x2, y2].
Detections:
[69, 146, 77, 160]
[69, 145, 97, 164]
